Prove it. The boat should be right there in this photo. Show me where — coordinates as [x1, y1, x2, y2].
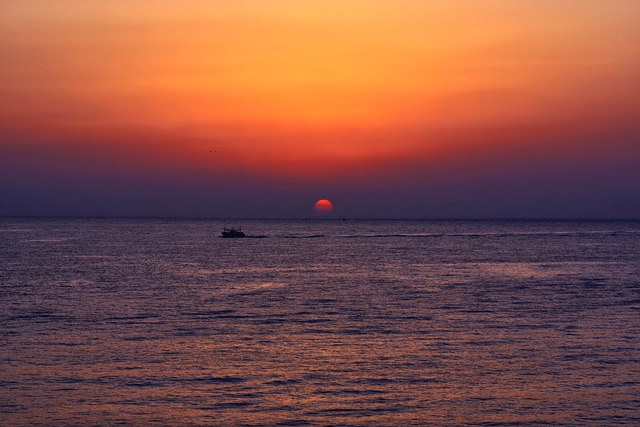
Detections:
[221, 227, 246, 238]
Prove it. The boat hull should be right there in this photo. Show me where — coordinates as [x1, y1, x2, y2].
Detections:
[221, 228, 246, 238]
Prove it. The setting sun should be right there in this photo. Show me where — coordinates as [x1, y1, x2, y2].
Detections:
[314, 199, 333, 215]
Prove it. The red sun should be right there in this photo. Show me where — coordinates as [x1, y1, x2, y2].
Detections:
[314, 199, 333, 214]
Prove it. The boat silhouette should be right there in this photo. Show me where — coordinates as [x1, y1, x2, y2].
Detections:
[221, 227, 246, 238]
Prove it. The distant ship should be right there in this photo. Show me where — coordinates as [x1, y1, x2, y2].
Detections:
[221, 227, 246, 238]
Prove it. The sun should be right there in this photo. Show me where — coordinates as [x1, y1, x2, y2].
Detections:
[314, 199, 333, 215]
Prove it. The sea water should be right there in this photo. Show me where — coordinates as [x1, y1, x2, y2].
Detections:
[1, 218, 639, 426]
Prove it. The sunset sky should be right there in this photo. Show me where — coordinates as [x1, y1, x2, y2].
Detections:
[1, 0, 639, 218]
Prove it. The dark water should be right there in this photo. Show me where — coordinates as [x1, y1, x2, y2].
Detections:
[1, 218, 639, 426]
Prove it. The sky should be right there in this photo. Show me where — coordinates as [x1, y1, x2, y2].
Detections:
[1, 0, 639, 218]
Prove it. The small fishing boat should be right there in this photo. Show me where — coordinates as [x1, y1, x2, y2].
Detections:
[221, 227, 246, 238]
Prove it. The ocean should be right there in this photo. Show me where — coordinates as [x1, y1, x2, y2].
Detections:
[1, 218, 639, 426]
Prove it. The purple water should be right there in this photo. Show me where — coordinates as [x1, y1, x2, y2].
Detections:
[1, 218, 639, 425]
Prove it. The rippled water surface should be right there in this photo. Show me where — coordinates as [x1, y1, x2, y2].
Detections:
[1, 218, 639, 426]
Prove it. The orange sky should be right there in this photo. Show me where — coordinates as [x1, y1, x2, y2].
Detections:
[1, 1, 639, 217]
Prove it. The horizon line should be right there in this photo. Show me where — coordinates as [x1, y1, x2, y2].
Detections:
[1, 215, 639, 222]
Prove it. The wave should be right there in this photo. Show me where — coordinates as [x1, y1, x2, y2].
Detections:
[268, 230, 640, 239]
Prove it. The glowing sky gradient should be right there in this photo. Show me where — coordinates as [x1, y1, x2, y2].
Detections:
[1, 1, 639, 218]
